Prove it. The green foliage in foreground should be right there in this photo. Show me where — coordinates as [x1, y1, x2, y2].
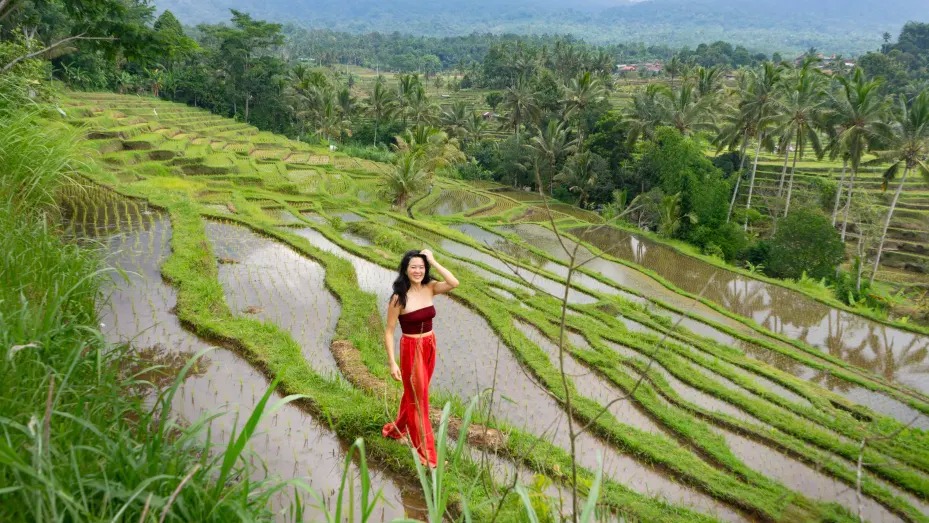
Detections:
[0, 106, 287, 522]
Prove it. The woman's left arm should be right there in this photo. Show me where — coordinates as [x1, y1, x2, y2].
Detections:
[421, 249, 459, 295]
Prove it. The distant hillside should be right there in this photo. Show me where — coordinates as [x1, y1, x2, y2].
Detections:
[152, 0, 927, 55]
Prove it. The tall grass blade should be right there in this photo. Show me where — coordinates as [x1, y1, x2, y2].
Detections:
[514, 484, 543, 523]
[579, 453, 604, 523]
[213, 377, 282, 498]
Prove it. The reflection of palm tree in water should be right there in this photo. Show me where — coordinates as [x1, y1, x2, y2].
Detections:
[810, 313, 857, 393]
[720, 275, 766, 319]
[629, 234, 647, 265]
[874, 326, 928, 386]
[760, 285, 830, 340]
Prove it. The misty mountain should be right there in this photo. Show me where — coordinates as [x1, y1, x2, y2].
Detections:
[151, 0, 927, 55]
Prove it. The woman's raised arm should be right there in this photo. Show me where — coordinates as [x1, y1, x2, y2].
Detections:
[420, 249, 458, 295]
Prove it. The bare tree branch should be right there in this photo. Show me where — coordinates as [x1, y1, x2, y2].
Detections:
[574, 272, 718, 439]
[0, 0, 18, 23]
[1, 34, 115, 73]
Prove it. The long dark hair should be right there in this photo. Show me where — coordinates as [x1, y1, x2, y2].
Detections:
[391, 250, 432, 309]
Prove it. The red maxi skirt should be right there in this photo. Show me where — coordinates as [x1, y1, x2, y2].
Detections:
[382, 332, 437, 467]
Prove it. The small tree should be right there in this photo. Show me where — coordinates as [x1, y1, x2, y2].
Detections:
[485, 91, 503, 111]
[764, 207, 844, 280]
[379, 152, 430, 209]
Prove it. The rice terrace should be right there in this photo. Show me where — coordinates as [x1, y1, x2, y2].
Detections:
[3, 1, 929, 522]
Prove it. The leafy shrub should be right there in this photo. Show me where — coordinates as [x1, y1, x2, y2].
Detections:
[457, 158, 493, 181]
[690, 222, 751, 262]
[762, 207, 844, 280]
[834, 263, 887, 311]
[626, 187, 665, 231]
[341, 143, 396, 164]
[702, 242, 726, 259]
[731, 206, 764, 227]
[347, 221, 412, 252]
[807, 176, 837, 210]
[329, 216, 346, 231]
[712, 151, 744, 178]
[745, 240, 770, 268]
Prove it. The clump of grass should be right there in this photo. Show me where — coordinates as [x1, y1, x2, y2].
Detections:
[0, 108, 79, 213]
[341, 144, 396, 164]
[347, 220, 415, 252]
[0, 105, 294, 522]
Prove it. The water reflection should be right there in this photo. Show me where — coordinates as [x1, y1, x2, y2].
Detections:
[291, 226, 744, 521]
[61, 199, 415, 522]
[207, 222, 341, 375]
[712, 427, 901, 523]
[572, 226, 929, 396]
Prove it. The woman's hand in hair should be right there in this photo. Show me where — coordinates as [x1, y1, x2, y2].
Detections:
[420, 249, 436, 263]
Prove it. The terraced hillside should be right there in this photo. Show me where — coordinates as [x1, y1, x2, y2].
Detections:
[732, 155, 929, 287]
[57, 91, 929, 522]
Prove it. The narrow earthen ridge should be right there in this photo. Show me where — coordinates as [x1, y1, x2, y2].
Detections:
[331, 339, 507, 450]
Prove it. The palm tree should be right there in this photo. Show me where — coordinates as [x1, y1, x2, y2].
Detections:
[393, 126, 466, 174]
[770, 59, 829, 216]
[286, 67, 331, 138]
[462, 112, 488, 146]
[562, 71, 605, 147]
[555, 151, 599, 208]
[501, 75, 541, 142]
[665, 56, 684, 89]
[527, 120, 577, 195]
[406, 84, 439, 127]
[659, 81, 717, 137]
[337, 87, 357, 123]
[624, 83, 670, 145]
[714, 70, 757, 221]
[869, 91, 929, 284]
[657, 192, 697, 237]
[694, 65, 725, 100]
[737, 62, 785, 230]
[440, 101, 471, 141]
[591, 49, 615, 84]
[366, 77, 396, 147]
[380, 152, 430, 209]
[825, 67, 890, 241]
[318, 94, 351, 144]
[395, 73, 422, 126]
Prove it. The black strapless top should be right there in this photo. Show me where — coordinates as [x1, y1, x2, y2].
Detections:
[398, 305, 436, 335]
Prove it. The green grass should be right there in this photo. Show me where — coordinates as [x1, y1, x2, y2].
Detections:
[52, 90, 929, 522]
[0, 104, 289, 523]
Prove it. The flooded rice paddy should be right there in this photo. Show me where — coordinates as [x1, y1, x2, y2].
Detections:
[60, 192, 418, 521]
[711, 427, 901, 522]
[421, 189, 491, 216]
[436, 231, 596, 304]
[207, 222, 341, 376]
[289, 226, 744, 521]
[463, 222, 929, 428]
[572, 226, 929, 397]
[63, 91, 929, 522]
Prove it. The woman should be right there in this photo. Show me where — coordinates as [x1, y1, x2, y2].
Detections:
[382, 249, 459, 468]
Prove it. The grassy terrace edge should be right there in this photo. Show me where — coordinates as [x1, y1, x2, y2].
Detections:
[399, 212, 929, 416]
[276, 202, 914, 522]
[57, 91, 929, 522]
[83, 172, 718, 522]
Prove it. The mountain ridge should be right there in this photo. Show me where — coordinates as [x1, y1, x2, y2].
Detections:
[151, 0, 927, 55]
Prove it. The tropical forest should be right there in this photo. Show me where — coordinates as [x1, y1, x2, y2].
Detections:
[3, 0, 929, 522]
